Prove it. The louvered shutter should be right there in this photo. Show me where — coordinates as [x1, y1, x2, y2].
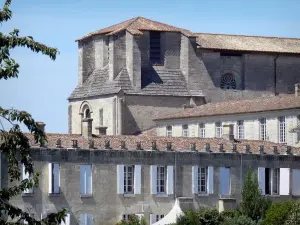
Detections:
[258, 167, 265, 195]
[167, 166, 174, 195]
[134, 165, 141, 194]
[192, 166, 198, 194]
[53, 163, 60, 194]
[86, 165, 92, 194]
[280, 168, 290, 195]
[87, 214, 93, 225]
[292, 169, 300, 195]
[48, 163, 53, 194]
[151, 165, 157, 194]
[80, 165, 85, 194]
[207, 166, 214, 194]
[117, 165, 124, 194]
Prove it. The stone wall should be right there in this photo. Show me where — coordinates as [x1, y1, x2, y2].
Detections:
[4, 148, 300, 225]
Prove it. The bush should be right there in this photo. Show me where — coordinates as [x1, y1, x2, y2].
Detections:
[116, 215, 147, 225]
[284, 202, 300, 225]
[261, 201, 294, 225]
[221, 215, 256, 225]
[176, 208, 221, 225]
[220, 210, 241, 219]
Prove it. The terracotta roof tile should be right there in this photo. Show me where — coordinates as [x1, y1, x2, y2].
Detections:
[25, 133, 299, 155]
[154, 94, 300, 121]
[197, 33, 300, 54]
[76, 16, 196, 41]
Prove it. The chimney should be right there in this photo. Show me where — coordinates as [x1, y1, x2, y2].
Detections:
[82, 118, 93, 138]
[295, 83, 300, 97]
[36, 122, 46, 132]
[222, 124, 234, 141]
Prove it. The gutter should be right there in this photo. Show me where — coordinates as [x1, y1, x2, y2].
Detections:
[274, 54, 279, 95]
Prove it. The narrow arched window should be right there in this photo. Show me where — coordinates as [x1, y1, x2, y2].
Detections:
[84, 108, 91, 118]
[220, 74, 236, 90]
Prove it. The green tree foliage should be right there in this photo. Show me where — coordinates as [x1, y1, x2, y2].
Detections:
[176, 208, 222, 225]
[116, 215, 147, 225]
[240, 167, 271, 221]
[261, 201, 294, 225]
[221, 215, 256, 225]
[0, 0, 67, 224]
[284, 202, 300, 225]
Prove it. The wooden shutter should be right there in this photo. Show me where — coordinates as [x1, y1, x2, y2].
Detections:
[87, 214, 93, 225]
[151, 165, 157, 194]
[280, 168, 290, 195]
[80, 214, 85, 225]
[258, 167, 265, 195]
[192, 166, 198, 194]
[86, 165, 92, 194]
[80, 165, 85, 194]
[134, 165, 141, 194]
[117, 165, 124, 194]
[150, 214, 157, 224]
[207, 166, 214, 194]
[220, 167, 230, 196]
[167, 166, 174, 195]
[53, 163, 60, 194]
[48, 163, 53, 194]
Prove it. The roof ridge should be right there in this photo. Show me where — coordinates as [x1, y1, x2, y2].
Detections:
[196, 32, 300, 40]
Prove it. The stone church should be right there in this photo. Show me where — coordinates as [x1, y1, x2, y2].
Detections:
[68, 17, 300, 136]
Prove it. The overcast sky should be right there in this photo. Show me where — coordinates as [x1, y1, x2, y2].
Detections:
[1, 0, 300, 133]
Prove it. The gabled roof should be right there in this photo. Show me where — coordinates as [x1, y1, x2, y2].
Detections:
[76, 16, 196, 41]
[154, 94, 300, 121]
[197, 33, 300, 54]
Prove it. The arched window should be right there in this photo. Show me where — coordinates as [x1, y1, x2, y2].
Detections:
[84, 108, 91, 118]
[166, 126, 172, 137]
[220, 74, 236, 90]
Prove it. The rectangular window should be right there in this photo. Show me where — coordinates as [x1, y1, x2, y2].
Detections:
[199, 123, 205, 138]
[198, 167, 207, 194]
[259, 118, 267, 140]
[150, 31, 161, 65]
[156, 215, 164, 222]
[80, 165, 92, 195]
[48, 163, 60, 194]
[150, 214, 164, 224]
[123, 214, 142, 222]
[99, 109, 103, 126]
[220, 167, 231, 196]
[279, 116, 286, 143]
[237, 120, 244, 139]
[166, 126, 172, 137]
[265, 168, 280, 195]
[215, 122, 222, 138]
[182, 124, 189, 137]
[22, 164, 33, 194]
[157, 166, 166, 194]
[80, 213, 93, 225]
[124, 165, 134, 194]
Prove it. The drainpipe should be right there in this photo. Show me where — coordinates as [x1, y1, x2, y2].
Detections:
[174, 152, 177, 199]
[274, 54, 279, 95]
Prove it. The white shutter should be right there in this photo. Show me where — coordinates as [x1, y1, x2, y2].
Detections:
[22, 164, 31, 194]
[80, 166, 85, 194]
[86, 165, 92, 194]
[280, 168, 290, 195]
[192, 166, 199, 194]
[87, 214, 93, 225]
[134, 165, 141, 194]
[220, 167, 230, 196]
[167, 165, 174, 195]
[53, 163, 60, 194]
[61, 213, 70, 225]
[150, 214, 157, 224]
[151, 165, 157, 194]
[80, 214, 85, 225]
[292, 169, 300, 195]
[258, 167, 265, 195]
[207, 166, 214, 194]
[48, 163, 53, 194]
[117, 165, 124, 194]
[135, 214, 143, 222]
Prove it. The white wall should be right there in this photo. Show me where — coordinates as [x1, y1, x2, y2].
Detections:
[156, 109, 300, 146]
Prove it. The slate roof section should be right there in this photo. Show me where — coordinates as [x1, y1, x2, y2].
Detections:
[154, 94, 300, 121]
[69, 66, 203, 99]
[77, 16, 196, 41]
[196, 33, 300, 54]
[26, 133, 299, 154]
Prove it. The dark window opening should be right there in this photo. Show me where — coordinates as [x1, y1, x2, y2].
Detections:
[220, 73, 237, 90]
[150, 32, 161, 65]
[265, 168, 271, 195]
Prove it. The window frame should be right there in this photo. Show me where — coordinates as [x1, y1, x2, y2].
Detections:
[149, 31, 161, 65]
[279, 116, 286, 143]
[259, 118, 267, 140]
[50, 163, 60, 194]
[80, 164, 92, 195]
[166, 126, 172, 137]
[182, 124, 189, 137]
[198, 167, 207, 194]
[156, 166, 166, 194]
[237, 120, 244, 139]
[199, 123, 205, 138]
[124, 165, 135, 194]
[220, 73, 237, 90]
[215, 122, 223, 138]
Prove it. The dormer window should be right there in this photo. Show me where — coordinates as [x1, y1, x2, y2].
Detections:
[150, 31, 161, 65]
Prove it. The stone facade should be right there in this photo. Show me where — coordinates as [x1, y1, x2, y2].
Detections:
[3, 145, 300, 225]
[156, 109, 300, 147]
